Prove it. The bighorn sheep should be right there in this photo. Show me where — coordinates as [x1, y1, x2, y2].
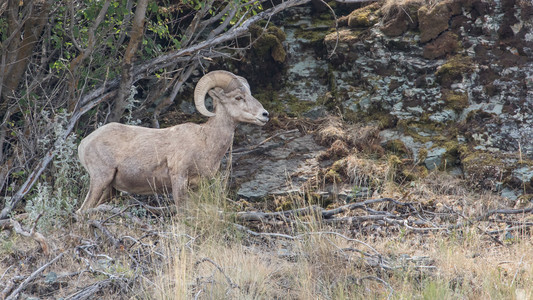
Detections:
[77, 70, 269, 212]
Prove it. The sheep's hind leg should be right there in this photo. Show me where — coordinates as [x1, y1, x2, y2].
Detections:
[95, 186, 117, 207]
[77, 170, 116, 213]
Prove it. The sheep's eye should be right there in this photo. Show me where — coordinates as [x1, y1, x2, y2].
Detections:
[235, 96, 243, 101]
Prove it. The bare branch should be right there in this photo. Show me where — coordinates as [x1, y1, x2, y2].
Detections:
[207, 2, 240, 39]
[64, 279, 116, 300]
[182, 0, 216, 47]
[236, 197, 417, 222]
[5, 251, 65, 300]
[68, 0, 112, 55]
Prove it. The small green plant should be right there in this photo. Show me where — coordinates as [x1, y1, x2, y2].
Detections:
[124, 85, 141, 125]
[25, 110, 86, 232]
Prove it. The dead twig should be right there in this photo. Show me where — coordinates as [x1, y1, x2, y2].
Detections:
[5, 251, 65, 300]
[64, 279, 115, 300]
[85, 204, 152, 230]
[0, 275, 24, 300]
[232, 223, 391, 270]
[194, 257, 239, 295]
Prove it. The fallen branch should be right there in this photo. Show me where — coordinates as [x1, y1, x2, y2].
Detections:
[476, 207, 533, 221]
[89, 219, 121, 248]
[487, 224, 533, 235]
[5, 251, 65, 300]
[0, 275, 24, 300]
[128, 198, 176, 216]
[0, 218, 49, 255]
[232, 223, 390, 268]
[84, 204, 152, 230]
[236, 198, 417, 222]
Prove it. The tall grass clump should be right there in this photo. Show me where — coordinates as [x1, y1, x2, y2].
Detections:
[150, 173, 292, 299]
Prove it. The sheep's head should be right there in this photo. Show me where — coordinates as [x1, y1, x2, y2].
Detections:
[194, 70, 269, 126]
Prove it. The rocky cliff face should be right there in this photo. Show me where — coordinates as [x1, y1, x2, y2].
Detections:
[222, 0, 533, 204]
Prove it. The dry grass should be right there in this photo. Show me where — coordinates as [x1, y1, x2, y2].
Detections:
[3, 168, 533, 299]
[148, 173, 533, 299]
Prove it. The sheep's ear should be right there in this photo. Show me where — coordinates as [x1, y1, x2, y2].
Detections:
[208, 87, 225, 100]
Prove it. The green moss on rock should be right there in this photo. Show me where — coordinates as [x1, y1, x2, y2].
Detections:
[460, 147, 507, 190]
[435, 55, 475, 87]
[295, 27, 330, 44]
[254, 87, 280, 113]
[255, 86, 315, 117]
[249, 24, 287, 63]
[417, 148, 428, 163]
[442, 140, 461, 167]
[383, 139, 410, 157]
[401, 165, 428, 181]
[347, 3, 381, 28]
[443, 90, 469, 112]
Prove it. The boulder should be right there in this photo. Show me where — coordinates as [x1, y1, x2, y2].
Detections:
[423, 31, 461, 59]
[418, 1, 453, 43]
[380, 1, 423, 37]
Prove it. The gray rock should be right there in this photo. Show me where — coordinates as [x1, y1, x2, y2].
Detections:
[501, 188, 520, 201]
[424, 147, 447, 170]
[232, 130, 325, 200]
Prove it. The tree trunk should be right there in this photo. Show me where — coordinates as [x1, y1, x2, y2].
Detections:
[1, 0, 51, 111]
[109, 0, 149, 123]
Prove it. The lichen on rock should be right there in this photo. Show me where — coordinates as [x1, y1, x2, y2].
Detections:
[231, 0, 533, 201]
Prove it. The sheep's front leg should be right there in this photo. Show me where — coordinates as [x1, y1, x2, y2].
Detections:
[171, 173, 188, 210]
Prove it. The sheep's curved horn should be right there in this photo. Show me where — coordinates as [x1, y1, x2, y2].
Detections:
[194, 70, 237, 117]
